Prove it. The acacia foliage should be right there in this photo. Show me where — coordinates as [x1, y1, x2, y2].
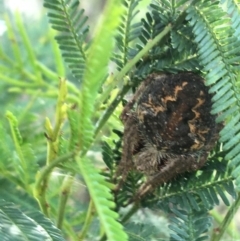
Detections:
[0, 0, 240, 240]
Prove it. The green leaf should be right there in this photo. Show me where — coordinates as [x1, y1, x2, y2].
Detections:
[77, 157, 128, 241]
[187, 1, 240, 192]
[0, 200, 65, 241]
[221, 0, 240, 40]
[169, 207, 212, 241]
[79, 0, 125, 152]
[44, 0, 89, 80]
[113, 0, 142, 69]
[5, 111, 38, 189]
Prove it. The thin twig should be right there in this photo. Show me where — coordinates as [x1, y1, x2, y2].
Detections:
[57, 174, 74, 229]
[211, 192, 240, 241]
[94, 24, 172, 137]
[34, 152, 75, 216]
[78, 199, 95, 240]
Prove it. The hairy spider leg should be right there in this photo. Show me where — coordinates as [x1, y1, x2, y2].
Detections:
[116, 113, 140, 179]
[132, 123, 222, 201]
[117, 75, 156, 180]
[120, 75, 154, 122]
[132, 153, 208, 200]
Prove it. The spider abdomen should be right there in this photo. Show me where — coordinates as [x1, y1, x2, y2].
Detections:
[137, 72, 216, 154]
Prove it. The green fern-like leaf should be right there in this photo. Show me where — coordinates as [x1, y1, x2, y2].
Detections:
[0, 179, 39, 212]
[124, 211, 169, 241]
[221, 0, 240, 40]
[5, 111, 38, 190]
[0, 123, 16, 176]
[170, 22, 201, 72]
[0, 199, 65, 241]
[102, 141, 114, 170]
[186, 1, 240, 190]
[131, 9, 168, 77]
[132, 1, 199, 76]
[79, 0, 124, 152]
[169, 207, 212, 241]
[153, 155, 235, 213]
[77, 157, 128, 241]
[113, 0, 142, 69]
[44, 0, 89, 80]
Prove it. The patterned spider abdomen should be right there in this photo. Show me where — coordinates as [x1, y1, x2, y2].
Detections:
[137, 72, 216, 154]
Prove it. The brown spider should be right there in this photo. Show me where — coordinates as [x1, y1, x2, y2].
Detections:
[117, 72, 222, 200]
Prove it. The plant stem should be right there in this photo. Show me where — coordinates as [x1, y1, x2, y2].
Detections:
[211, 192, 240, 241]
[51, 205, 79, 240]
[4, 14, 23, 67]
[94, 24, 172, 137]
[116, 24, 172, 83]
[6, 111, 32, 193]
[210, 209, 240, 239]
[120, 202, 140, 224]
[57, 174, 74, 229]
[95, 84, 130, 136]
[78, 199, 95, 240]
[0, 73, 40, 87]
[34, 152, 75, 216]
[15, 12, 43, 84]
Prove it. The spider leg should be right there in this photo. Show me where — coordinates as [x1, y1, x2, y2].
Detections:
[132, 122, 222, 200]
[133, 153, 208, 200]
[121, 74, 156, 122]
[116, 113, 140, 180]
[117, 75, 156, 180]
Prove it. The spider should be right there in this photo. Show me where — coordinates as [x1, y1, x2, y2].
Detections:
[117, 72, 222, 200]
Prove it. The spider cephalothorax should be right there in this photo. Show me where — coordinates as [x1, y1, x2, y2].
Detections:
[118, 72, 222, 198]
